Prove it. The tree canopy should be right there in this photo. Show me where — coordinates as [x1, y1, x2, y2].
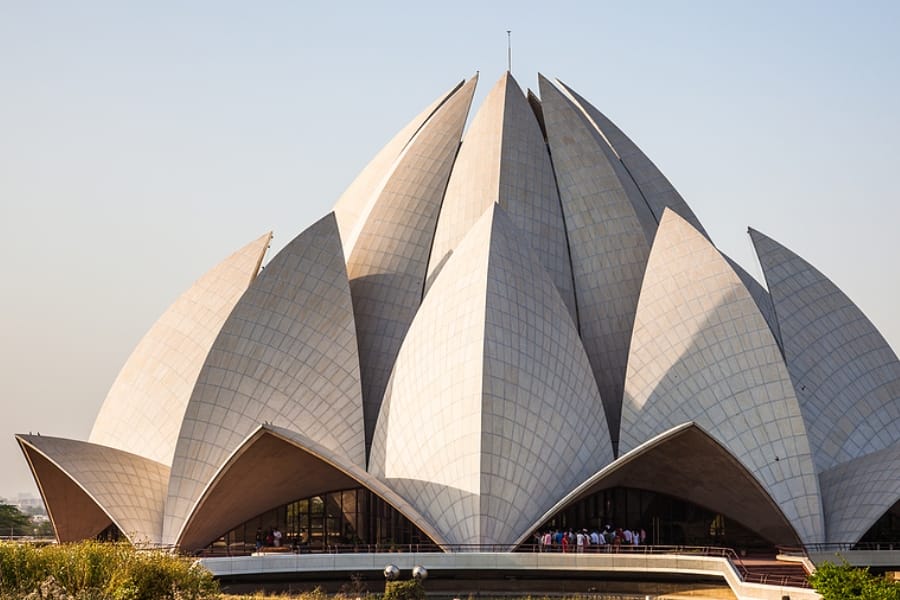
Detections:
[0, 503, 32, 536]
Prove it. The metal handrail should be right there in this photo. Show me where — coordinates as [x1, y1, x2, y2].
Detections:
[804, 542, 900, 552]
[195, 542, 812, 588]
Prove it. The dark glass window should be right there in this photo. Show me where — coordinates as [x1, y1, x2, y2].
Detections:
[212, 487, 433, 554]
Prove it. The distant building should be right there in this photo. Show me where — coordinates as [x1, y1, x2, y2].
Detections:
[16, 72, 900, 553]
[13, 494, 44, 514]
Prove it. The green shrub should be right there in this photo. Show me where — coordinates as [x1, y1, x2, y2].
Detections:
[0, 541, 219, 599]
[382, 580, 423, 600]
[809, 560, 900, 600]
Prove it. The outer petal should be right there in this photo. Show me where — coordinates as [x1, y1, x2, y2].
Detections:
[89, 233, 271, 465]
[426, 72, 576, 320]
[556, 81, 708, 238]
[333, 79, 465, 256]
[751, 228, 900, 472]
[177, 425, 446, 551]
[164, 213, 363, 545]
[17, 435, 168, 545]
[621, 209, 824, 543]
[518, 423, 801, 547]
[539, 75, 657, 451]
[346, 76, 478, 448]
[819, 441, 900, 543]
[370, 205, 612, 546]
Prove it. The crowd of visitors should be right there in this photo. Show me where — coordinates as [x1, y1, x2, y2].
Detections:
[534, 524, 647, 552]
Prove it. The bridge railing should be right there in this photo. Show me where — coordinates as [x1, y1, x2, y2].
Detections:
[196, 542, 812, 588]
[803, 542, 900, 552]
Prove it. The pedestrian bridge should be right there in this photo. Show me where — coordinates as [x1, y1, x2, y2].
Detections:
[199, 548, 820, 600]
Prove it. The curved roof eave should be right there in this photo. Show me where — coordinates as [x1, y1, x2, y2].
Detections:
[511, 422, 801, 548]
[16, 435, 168, 546]
[512, 421, 695, 547]
[164, 212, 365, 545]
[622, 209, 824, 543]
[174, 424, 449, 550]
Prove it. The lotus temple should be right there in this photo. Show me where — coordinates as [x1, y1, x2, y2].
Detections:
[16, 71, 900, 581]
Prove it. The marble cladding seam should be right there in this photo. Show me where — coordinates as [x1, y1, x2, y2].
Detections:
[480, 207, 612, 543]
[368, 201, 489, 544]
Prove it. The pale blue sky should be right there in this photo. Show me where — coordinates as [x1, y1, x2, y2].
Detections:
[1, 1, 898, 499]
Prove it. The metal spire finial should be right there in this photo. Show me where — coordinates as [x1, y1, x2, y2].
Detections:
[507, 30, 512, 72]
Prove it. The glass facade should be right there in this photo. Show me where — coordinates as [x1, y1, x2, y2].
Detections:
[99, 486, 900, 552]
[531, 486, 773, 550]
[96, 523, 122, 542]
[860, 500, 900, 546]
[213, 487, 433, 553]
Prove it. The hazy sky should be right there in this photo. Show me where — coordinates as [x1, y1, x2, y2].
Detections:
[1, 1, 898, 500]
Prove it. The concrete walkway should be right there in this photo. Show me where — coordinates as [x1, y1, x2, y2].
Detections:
[200, 551, 821, 600]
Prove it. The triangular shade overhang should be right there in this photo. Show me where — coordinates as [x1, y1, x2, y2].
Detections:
[164, 213, 364, 545]
[177, 425, 446, 551]
[516, 423, 802, 547]
[17, 435, 169, 545]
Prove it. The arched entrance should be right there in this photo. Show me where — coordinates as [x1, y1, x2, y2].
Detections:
[532, 486, 773, 549]
[210, 487, 433, 554]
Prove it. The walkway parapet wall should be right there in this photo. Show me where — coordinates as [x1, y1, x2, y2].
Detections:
[199, 550, 821, 600]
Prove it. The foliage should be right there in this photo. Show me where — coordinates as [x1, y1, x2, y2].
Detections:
[0, 540, 219, 599]
[809, 560, 900, 600]
[338, 573, 368, 597]
[31, 521, 54, 539]
[382, 580, 424, 600]
[0, 506, 32, 537]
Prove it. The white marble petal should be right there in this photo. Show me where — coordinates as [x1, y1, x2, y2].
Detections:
[622, 209, 824, 544]
[371, 205, 612, 546]
[90, 233, 271, 465]
[164, 213, 363, 545]
[751, 228, 900, 472]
